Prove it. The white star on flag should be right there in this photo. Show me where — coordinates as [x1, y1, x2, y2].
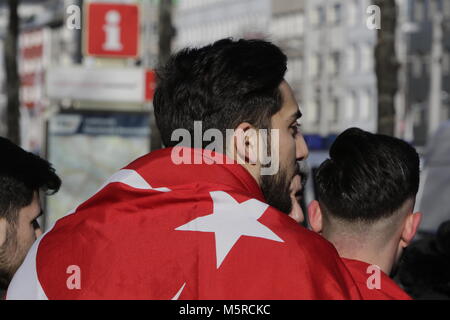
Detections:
[175, 191, 284, 268]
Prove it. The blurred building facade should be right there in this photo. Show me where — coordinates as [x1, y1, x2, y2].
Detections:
[174, 0, 271, 50]
[174, 0, 378, 149]
[0, 0, 160, 227]
[398, 0, 450, 145]
[0, 0, 160, 153]
[0, 0, 68, 152]
[1, 0, 450, 149]
[174, 0, 450, 147]
[302, 0, 377, 147]
[269, 0, 304, 112]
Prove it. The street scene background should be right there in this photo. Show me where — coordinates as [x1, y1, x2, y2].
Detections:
[0, 0, 449, 235]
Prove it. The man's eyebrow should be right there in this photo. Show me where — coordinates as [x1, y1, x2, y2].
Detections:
[36, 210, 44, 219]
[289, 110, 303, 122]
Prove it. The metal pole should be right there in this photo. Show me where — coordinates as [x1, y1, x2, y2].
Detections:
[5, 0, 20, 145]
[428, 9, 443, 138]
[150, 0, 175, 150]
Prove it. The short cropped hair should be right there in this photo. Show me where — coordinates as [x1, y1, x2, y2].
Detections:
[316, 128, 420, 223]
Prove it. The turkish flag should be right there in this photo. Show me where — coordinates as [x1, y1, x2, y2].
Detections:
[342, 258, 412, 300]
[7, 148, 362, 299]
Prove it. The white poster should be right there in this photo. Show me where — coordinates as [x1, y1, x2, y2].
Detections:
[46, 111, 150, 229]
[46, 66, 146, 103]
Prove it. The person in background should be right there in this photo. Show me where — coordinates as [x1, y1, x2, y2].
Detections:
[396, 220, 450, 300]
[0, 137, 61, 298]
[288, 174, 305, 224]
[307, 128, 422, 300]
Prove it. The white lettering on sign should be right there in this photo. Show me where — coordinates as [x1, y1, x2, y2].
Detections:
[103, 10, 123, 51]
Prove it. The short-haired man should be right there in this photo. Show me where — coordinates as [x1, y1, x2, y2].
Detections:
[308, 128, 421, 299]
[8, 39, 361, 299]
[0, 137, 61, 298]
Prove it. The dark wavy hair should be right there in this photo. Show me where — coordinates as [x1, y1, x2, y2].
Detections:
[0, 137, 61, 223]
[316, 128, 420, 223]
[153, 38, 287, 148]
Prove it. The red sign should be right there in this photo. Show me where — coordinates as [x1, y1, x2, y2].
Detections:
[19, 29, 45, 109]
[145, 70, 156, 102]
[86, 3, 139, 58]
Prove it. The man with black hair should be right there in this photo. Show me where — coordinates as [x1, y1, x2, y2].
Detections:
[8, 39, 361, 299]
[308, 128, 422, 299]
[0, 137, 61, 298]
[154, 38, 307, 215]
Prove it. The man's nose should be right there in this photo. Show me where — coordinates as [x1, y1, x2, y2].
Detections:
[296, 134, 309, 161]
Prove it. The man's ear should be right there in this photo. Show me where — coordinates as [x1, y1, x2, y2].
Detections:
[400, 212, 422, 248]
[234, 122, 258, 165]
[307, 200, 323, 233]
[0, 217, 7, 247]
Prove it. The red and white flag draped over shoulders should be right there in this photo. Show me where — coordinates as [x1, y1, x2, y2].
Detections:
[7, 148, 362, 300]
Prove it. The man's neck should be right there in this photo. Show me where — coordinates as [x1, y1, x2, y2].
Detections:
[326, 233, 396, 275]
[224, 149, 261, 189]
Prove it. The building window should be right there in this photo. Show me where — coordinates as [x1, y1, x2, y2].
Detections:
[429, 0, 439, 19]
[347, 46, 355, 72]
[330, 96, 340, 123]
[411, 55, 423, 78]
[445, 0, 450, 18]
[311, 7, 318, 26]
[318, 6, 326, 25]
[424, 54, 431, 75]
[294, 13, 304, 34]
[443, 53, 450, 74]
[346, 92, 357, 120]
[293, 58, 303, 79]
[311, 6, 325, 26]
[285, 64, 294, 84]
[355, 46, 361, 72]
[308, 98, 321, 124]
[348, 45, 359, 73]
[270, 12, 304, 39]
[348, 0, 358, 26]
[333, 3, 342, 25]
[328, 4, 334, 25]
[309, 55, 318, 77]
[318, 54, 323, 77]
[328, 53, 335, 76]
[329, 51, 340, 76]
[414, 0, 425, 22]
[310, 53, 322, 78]
[360, 91, 371, 120]
[361, 44, 373, 72]
[286, 58, 302, 84]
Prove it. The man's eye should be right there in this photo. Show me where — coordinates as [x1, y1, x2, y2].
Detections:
[290, 123, 301, 135]
[31, 219, 40, 230]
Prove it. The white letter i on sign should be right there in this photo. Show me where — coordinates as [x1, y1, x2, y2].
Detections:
[102, 10, 123, 51]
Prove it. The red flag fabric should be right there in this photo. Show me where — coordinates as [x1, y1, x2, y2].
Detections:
[7, 147, 362, 299]
[342, 258, 412, 300]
